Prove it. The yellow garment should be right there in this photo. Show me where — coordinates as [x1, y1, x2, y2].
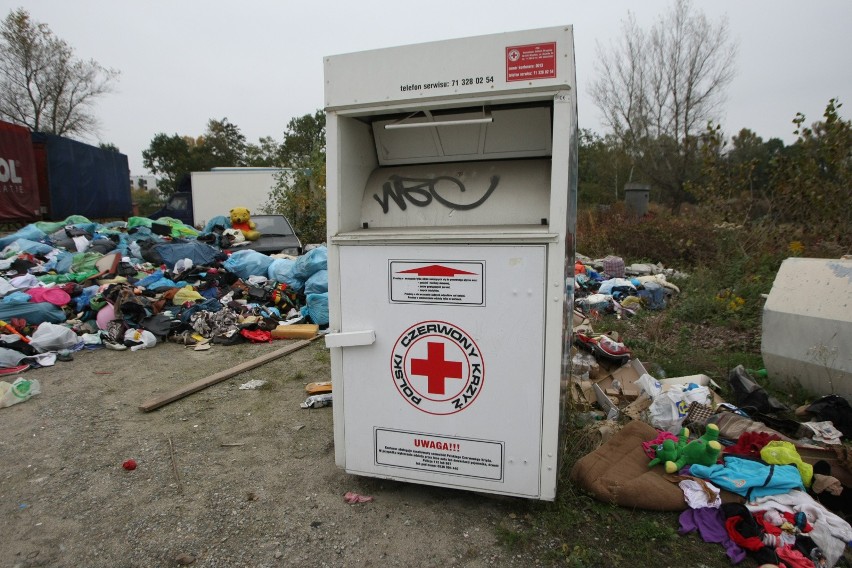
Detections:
[759, 440, 813, 487]
[172, 285, 203, 306]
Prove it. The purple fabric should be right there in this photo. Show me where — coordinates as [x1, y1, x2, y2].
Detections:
[679, 507, 747, 564]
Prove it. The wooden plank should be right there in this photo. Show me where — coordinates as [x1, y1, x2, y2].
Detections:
[139, 336, 319, 412]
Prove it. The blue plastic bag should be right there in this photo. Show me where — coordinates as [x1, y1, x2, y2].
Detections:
[290, 247, 327, 286]
[304, 269, 328, 295]
[267, 258, 299, 288]
[223, 250, 275, 280]
[0, 225, 47, 250]
[300, 292, 328, 326]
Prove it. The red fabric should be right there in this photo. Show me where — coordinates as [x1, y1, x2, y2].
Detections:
[725, 516, 765, 552]
[724, 431, 782, 459]
[752, 511, 782, 536]
[240, 328, 272, 343]
[776, 544, 816, 568]
[782, 512, 812, 533]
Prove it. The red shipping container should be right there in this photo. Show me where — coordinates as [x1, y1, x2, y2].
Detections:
[0, 120, 41, 221]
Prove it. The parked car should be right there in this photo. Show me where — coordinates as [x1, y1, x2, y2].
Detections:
[233, 214, 302, 256]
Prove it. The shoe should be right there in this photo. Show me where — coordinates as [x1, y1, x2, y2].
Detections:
[168, 331, 197, 345]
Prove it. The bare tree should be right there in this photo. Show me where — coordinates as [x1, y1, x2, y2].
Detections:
[590, 0, 737, 211]
[0, 8, 119, 136]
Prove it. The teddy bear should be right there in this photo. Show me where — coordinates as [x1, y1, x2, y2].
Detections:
[229, 207, 261, 241]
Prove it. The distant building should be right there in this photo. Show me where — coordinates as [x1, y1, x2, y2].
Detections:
[130, 175, 159, 193]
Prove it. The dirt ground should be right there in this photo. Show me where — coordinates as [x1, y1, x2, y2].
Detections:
[0, 339, 543, 568]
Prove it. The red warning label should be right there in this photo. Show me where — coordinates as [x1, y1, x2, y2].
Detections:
[506, 42, 557, 82]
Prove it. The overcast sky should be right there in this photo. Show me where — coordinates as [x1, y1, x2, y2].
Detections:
[4, 0, 850, 176]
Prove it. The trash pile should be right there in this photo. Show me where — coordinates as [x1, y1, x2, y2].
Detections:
[573, 253, 683, 318]
[0, 215, 329, 384]
[569, 254, 852, 568]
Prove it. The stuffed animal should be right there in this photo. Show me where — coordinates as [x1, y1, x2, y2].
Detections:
[648, 428, 688, 469]
[229, 207, 260, 241]
[666, 424, 722, 474]
[648, 438, 681, 469]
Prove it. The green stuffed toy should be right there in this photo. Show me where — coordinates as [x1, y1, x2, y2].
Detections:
[666, 423, 722, 474]
[648, 428, 689, 469]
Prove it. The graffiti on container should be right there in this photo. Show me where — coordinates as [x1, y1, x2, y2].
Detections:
[373, 174, 499, 214]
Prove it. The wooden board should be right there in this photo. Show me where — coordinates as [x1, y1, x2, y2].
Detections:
[139, 336, 319, 412]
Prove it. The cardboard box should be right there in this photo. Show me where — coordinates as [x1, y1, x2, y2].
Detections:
[608, 359, 647, 399]
[588, 358, 649, 416]
[570, 376, 597, 406]
[593, 383, 619, 418]
[622, 393, 651, 421]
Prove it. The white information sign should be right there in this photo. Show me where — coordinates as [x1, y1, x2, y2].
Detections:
[389, 260, 484, 306]
[375, 428, 504, 481]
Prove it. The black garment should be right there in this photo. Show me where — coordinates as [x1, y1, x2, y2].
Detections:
[806, 395, 852, 439]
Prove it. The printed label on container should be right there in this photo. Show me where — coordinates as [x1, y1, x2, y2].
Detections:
[375, 428, 504, 480]
[506, 42, 556, 82]
[389, 260, 484, 306]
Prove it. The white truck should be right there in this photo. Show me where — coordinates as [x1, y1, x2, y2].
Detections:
[151, 167, 292, 228]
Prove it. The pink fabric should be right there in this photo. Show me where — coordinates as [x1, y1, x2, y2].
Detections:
[642, 431, 680, 459]
[343, 492, 373, 504]
[24, 287, 71, 306]
[775, 544, 815, 568]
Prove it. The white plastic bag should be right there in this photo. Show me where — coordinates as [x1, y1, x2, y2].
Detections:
[0, 377, 41, 408]
[29, 323, 79, 353]
[635, 373, 662, 399]
[648, 385, 711, 432]
[124, 329, 157, 351]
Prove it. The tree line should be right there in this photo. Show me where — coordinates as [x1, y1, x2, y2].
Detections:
[2, 4, 848, 247]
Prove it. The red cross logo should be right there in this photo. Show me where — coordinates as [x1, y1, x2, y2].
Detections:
[391, 320, 484, 415]
[410, 341, 463, 395]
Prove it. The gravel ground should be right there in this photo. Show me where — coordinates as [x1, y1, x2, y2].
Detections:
[0, 339, 543, 568]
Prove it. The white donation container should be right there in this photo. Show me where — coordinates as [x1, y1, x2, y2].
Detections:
[324, 26, 578, 500]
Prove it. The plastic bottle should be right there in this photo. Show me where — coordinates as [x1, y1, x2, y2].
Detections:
[0, 377, 41, 408]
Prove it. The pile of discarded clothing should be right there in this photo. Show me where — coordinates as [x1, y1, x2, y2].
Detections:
[573, 253, 683, 317]
[570, 358, 852, 567]
[567, 262, 852, 566]
[0, 216, 328, 370]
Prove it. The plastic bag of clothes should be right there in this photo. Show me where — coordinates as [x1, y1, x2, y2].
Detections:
[649, 384, 712, 432]
[29, 323, 79, 353]
[267, 258, 299, 288]
[304, 269, 328, 295]
[289, 247, 327, 290]
[301, 293, 328, 326]
[224, 250, 275, 280]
